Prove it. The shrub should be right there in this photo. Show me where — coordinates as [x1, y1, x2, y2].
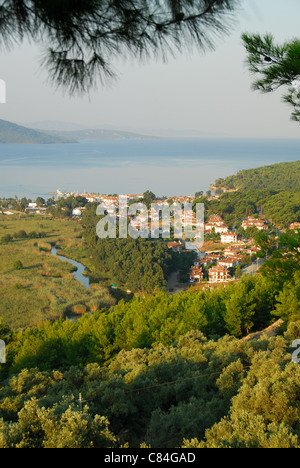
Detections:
[1, 234, 12, 244]
[13, 260, 24, 270]
[14, 230, 28, 239]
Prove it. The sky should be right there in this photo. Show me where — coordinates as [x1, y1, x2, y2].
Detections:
[1, 0, 300, 138]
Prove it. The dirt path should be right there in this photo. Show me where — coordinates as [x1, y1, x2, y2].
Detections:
[166, 271, 188, 295]
[242, 319, 284, 342]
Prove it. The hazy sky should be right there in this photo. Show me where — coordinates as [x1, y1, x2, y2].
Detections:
[1, 0, 300, 138]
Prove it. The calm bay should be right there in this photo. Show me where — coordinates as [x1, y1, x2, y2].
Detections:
[0, 138, 299, 199]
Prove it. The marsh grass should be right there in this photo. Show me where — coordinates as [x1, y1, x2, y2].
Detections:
[0, 215, 115, 329]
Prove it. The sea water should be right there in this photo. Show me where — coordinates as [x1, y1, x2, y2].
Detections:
[0, 138, 299, 199]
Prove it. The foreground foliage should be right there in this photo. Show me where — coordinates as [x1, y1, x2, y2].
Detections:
[0, 322, 300, 448]
[0, 233, 298, 447]
[1, 231, 298, 375]
[0, 187, 299, 448]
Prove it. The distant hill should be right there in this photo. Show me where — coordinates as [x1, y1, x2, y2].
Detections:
[212, 160, 300, 192]
[24, 120, 92, 132]
[24, 120, 219, 138]
[0, 119, 75, 144]
[43, 128, 161, 141]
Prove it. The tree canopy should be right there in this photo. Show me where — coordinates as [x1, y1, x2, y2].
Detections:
[1, 322, 300, 448]
[0, 223, 299, 447]
[0, 0, 239, 93]
[210, 161, 300, 228]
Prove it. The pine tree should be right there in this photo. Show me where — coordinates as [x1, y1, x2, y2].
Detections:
[0, 0, 239, 93]
[242, 33, 300, 123]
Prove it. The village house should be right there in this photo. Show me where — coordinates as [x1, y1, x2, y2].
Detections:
[189, 265, 204, 282]
[35, 207, 47, 214]
[208, 265, 232, 283]
[100, 196, 119, 205]
[218, 256, 241, 268]
[220, 232, 238, 244]
[208, 214, 225, 226]
[205, 253, 223, 262]
[289, 222, 300, 231]
[197, 253, 222, 266]
[172, 196, 195, 204]
[223, 247, 242, 257]
[204, 223, 215, 234]
[129, 214, 149, 235]
[242, 216, 268, 231]
[233, 254, 244, 262]
[120, 194, 143, 201]
[152, 200, 169, 206]
[246, 246, 261, 255]
[25, 203, 47, 215]
[205, 222, 229, 234]
[72, 207, 86, 217]
[181, 211, 197, 227]
[167, 242, 183, 252]
[214, 224, 229, 234]
[83, 195, 100, 203]
[101, 204, 117, 215]
[56, 190, 75, 199]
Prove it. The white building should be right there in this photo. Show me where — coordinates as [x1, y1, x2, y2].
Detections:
[242, 216, 267, 231]
[208, 266, 232, 283]
[220, 232, 238, 244]
[72, 207, 86, 217]
[214, 224, 229, 234]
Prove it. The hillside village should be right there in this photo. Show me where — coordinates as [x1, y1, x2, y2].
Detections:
[0, 164, 299, 449]
[2, 188, 297, 291]
[52, 190, 285, 286]
[168, 212, 263, 286]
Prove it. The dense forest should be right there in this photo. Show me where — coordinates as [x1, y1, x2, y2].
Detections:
[0, 323, 300, 448]
[81, 203, 195, 293]
[205, 161, 300, 228]
[0, 229, 299, 448]
[213, 161, 300, 192]
[205, 189, 300, 228]
[88, 237, 173, 293]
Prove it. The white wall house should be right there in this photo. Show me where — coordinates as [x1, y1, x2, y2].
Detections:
[220, 232, 238, 244]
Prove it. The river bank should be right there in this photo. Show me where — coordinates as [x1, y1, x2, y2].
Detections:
[50, 245, 90, 290]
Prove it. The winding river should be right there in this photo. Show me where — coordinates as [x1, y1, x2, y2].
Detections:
[51, 245, 90, 290]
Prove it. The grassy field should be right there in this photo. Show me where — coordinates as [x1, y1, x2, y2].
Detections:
[0, 214, 115, 329]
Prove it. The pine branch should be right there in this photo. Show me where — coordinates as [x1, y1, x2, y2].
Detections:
[0, 0, 240, 93]
[242, 33, 300, 125]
